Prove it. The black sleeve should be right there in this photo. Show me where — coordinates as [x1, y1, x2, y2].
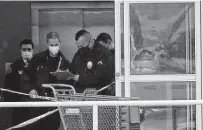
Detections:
[78, 52, 113, 86]
[3, 63, 20, 102]
[4, 73, 15, 102]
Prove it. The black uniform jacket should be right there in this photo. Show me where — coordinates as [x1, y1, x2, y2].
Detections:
[23, 50, 71, 130]
[26, 50, 72, 96]
[4, 57, 31, 102]
[71, 42, 114, 93]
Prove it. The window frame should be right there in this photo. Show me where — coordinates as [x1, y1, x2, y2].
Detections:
[115, 0, 202, 129]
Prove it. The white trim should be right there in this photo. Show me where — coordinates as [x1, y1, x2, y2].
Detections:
[195, 1, 202, 130]
[115, 81, 122, 96]
[117, 76, 124, 81]
[201, 0, 203, 129]
[1, 100, 203, 107]
[124, 0, 131, 97]
[127, 74, 196, 82]
[127, 0, 198, 3]
[93, 105, 98, 130]
[165, 82, 172, 130]
[31, 1, 114, 10]
[115, 0, 122, 96]
[184, 4, 193, 129]
[127, 75, 196, 82]
[5, 0, 114, 1]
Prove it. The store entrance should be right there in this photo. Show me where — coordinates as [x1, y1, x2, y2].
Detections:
[115, 1, 198, 130]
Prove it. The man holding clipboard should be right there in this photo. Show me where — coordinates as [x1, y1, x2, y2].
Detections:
[69, 30, 114, 94]
[26, 32, 73, 130]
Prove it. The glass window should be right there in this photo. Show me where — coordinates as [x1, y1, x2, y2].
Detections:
[83, 9, 114, 39]
[131, 82, 195, 100]
[129, 3, 195, 75]
[137, 105, 196, 130]
[130, 82, 196, 130]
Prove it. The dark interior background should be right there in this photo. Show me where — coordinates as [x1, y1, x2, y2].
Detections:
[0, 1, 31, 130]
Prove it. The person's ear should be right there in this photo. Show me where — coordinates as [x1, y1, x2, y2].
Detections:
[59, 39, 63, 45]
[47, 43, 50, 48]
[88, 38, 95, 49]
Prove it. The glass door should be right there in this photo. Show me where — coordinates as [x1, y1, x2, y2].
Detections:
[115, 0, 201, 130]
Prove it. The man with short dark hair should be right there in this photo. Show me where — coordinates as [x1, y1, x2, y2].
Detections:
[70, 30, 114, 93]
[4, 39, 34, 129]
[28, 32, 72, 94]
[4, 38, 34, 101]
[96, 32, 114, 51]
[96, 33, 115, 95]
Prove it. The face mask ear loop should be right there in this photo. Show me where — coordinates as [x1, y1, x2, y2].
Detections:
[56, 56, 62, 71]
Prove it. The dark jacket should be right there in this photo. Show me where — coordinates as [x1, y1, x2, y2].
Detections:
[110, 50, 115, 82]
[4, 58, 32, 128]
[25, 50, 72, 130]
[27, 49, 73, 96]
[71, 42, 114, 93]
[101, 50, 115, 96]
[4, 58, 31, 102]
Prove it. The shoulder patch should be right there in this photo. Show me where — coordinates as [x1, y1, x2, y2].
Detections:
[97, 60, 103, 65]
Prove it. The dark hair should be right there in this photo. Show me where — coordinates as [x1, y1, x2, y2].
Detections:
[75, 29, 89, 41]
[96, 33, 112, 44]
[46, 32, 61, 43]
[20, 39, 34, 49]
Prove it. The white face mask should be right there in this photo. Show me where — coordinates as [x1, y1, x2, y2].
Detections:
[21, 51, 33, 60]
[48, 46, 60, 56]
[108, 42, 114, 50]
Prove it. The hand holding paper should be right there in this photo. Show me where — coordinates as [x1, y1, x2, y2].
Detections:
[50, 69, 75, 80]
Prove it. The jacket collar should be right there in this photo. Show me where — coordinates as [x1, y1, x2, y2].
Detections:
[45, 49, 64, 58]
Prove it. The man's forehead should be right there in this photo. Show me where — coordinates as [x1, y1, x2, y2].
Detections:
[21, 44, 33, 48]
[78, 33, 92, 41]
[48, 38, 60, 44]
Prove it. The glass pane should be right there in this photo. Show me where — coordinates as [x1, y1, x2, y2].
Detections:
[130, 3, 195, 74]
[121, 3, 124, 75]
[39, 10, 83, 61]
[130, 82, 196, 130]
[121, 82, 125, 97]
[135, 106, 196, 130]
[131, 82, 195, 100]
[83, 10, 114, 41]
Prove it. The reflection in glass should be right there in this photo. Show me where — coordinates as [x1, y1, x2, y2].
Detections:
[129, 3, 195, 74]
[130, 82, 195, 130]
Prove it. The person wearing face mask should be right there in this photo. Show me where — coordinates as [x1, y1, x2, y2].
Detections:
[4, 39, 34, 129]
[70, 30, 114, 94]
[26, 32, 72, 130]
[96, 33, 115, 96]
